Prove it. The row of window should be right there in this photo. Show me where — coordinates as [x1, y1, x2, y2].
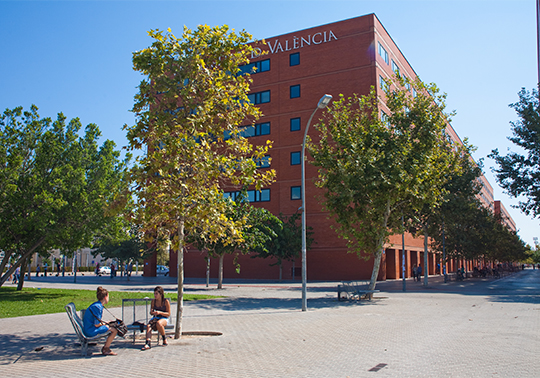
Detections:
[239, 52, 301, 76]
[379, 42, 401, 75]
[238, 52, 300, 75]
[224, 189, 271, 203]
[378, 42, 417, 96]
[248, 84, 301, 104]
[253, 152, 302, 167]
[239, 58, 271, 75]
[224, 186, 303, 202]
[225, 117, 303, 142]
[379, 73, 416, 97]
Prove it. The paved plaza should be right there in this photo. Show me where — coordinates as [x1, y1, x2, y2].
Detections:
[0, 270, 539, 377]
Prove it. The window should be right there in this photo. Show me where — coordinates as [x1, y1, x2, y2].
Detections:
[391, 60, 400, 77]
[225, 189, 271, 203]
[248, 90, 271, 104]
[240, 122, 270, 138]
[291, 186, 301, 200]
[255, 155, 271, 168]
[402, 74, 411, 91]
[239, 59, 270, 75]
[290, 52, 300, 66]
[379, 75, 387, 90]
[248, 189, 271, 202]
[290, 85, 300, 99]
[378, 42, 389, 64]
[381, 111, 389, 125]
[290, 117, 301, 131]
[291, 151, 301, 165]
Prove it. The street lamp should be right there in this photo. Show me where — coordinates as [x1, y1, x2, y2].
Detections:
[301, 94, 332, 312]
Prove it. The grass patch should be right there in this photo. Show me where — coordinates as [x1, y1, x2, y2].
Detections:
[0, 287, 220, 318]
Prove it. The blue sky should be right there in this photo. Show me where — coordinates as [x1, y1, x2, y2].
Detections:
[1, 0, 538, 247]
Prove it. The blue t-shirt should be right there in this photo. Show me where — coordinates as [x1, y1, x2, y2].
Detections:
[83, 301, 108, 337]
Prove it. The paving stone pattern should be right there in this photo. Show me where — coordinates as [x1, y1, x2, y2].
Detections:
[1, 270, 539, 377]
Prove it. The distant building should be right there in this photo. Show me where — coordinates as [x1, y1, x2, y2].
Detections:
[494, 200, 517, 232]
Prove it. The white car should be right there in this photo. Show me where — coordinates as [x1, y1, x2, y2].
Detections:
[97, 266, 111, 276]
[156, 265, 169, 276]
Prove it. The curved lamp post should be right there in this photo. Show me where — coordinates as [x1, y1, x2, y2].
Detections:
[301, 94, 333, 312]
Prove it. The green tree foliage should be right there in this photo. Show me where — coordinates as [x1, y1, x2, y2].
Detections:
[489, 218, 527, 263]
[125, 26, 275, 338]
[428, 154, 527, 266]
[308, 77, 462, 292]
[250, 212, 314, 280]
[92, 225, 153, 268]
[190, 192, 281, 288]
[490, 86, 540, 217]
[0, 105, 130, 288]
[528, 244, 540, 264]
[410, 148, 479, 283]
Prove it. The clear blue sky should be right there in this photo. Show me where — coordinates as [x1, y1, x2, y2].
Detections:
[1, 0, 538, 247]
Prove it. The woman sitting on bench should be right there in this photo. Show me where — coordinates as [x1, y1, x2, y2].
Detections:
[141, 286, 171, 350]
[82, 286, 118, 356]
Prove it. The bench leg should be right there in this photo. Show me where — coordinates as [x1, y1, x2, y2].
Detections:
[81, 340, 89, 356]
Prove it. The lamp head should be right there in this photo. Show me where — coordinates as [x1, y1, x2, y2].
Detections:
[317, 94, 333, 109]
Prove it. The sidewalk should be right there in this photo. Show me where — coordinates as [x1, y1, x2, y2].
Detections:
[1, 270, 539, 377]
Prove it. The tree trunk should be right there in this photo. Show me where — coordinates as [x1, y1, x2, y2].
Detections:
[218, 255, 224, 289]
[206, 257, 210, 288]
[0, 236, 47, 287]
[368, 199, 392, 298]
[423, 222, 429, 286]
[174, 219, 185, 340]
[17, 257, 28, 291]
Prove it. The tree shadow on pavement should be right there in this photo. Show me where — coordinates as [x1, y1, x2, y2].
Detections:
[184, 294, 385, 317]
[0, 333, 131, 364]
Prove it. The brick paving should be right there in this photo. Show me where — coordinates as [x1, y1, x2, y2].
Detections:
[1, 270, 539, 377]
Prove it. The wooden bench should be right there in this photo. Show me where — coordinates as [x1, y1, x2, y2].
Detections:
[338, 281, 380, 301]
[65, 302, 111, 356]
[122, 298, 174, 343]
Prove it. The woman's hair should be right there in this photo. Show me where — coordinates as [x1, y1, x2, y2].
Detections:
[154, 286, 165, 301]
[97, 286, 108, 301]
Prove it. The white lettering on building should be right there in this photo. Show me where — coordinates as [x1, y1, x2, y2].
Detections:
[252, 30, 338, 58]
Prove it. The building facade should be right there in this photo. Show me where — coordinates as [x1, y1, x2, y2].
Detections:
[157, 14, 512, 281]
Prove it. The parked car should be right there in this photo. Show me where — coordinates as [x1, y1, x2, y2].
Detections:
[97, 266, 111, 276]
[156, 265, 169, 276]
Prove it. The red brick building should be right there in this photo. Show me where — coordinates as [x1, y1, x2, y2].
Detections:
[148, 14, 512, 281]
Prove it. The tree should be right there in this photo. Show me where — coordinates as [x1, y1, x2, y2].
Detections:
[251, 212, 314, 280]
[0, 105, 130, 288]
[410, 148, 480, 282]
[308, 77, 461, 293]
[490, 86, 540, 217]
[189, 192, 281, 289]
[125, 26, 275, 338]
[92, 224, 154, 270]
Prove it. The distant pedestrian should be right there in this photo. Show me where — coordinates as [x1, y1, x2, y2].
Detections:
[110, 263, 115, 279]
[36, 265, 41, 277]
[56, 262, 61, 276]
[13, 266, 20, 284]
[44, 262, 48, 277]
[416, 265, 422, 281]
[6, 264, 12, 282]
[411, 264, 417, 281]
